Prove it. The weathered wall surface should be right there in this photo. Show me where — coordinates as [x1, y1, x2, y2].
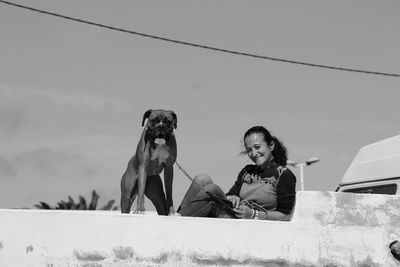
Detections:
[1, 191, 400, 266]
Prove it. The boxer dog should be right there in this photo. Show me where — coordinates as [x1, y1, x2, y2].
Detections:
[120, 109, 177, 215]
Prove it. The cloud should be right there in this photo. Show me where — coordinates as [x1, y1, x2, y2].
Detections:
[0, 157, 17, 179]
[0, 86, 137, 139]
[0, 107, 24, 137]
[0, 140, 126, 208]
[0, 86, 134, 112]
[13, 147, 96, 181]
[15, 147, 80, 171]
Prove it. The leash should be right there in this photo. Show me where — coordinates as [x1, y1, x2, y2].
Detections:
[174, 160, 194, 182]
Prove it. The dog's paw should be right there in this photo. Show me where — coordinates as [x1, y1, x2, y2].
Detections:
[168, 206, 176, 216]
[133, 208, 146, 215]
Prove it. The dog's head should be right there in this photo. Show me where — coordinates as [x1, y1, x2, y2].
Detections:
[142, 109, 177, 144]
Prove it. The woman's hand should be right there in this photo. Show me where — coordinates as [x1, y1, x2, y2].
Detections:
[226, 195, 240, 208]
[233, 204, 254, 219]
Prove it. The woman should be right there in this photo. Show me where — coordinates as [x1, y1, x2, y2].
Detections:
[177, 126, 296, 221]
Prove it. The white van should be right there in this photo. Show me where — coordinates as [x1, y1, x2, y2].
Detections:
[336, 135, 400, 194]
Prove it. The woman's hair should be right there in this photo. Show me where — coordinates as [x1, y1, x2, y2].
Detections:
[243, 126, 288, 166]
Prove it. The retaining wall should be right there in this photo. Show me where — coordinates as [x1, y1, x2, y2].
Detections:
[1, 191, 400, 266]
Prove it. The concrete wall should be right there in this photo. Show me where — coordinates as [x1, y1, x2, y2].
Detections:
[1, 191, 400, 266]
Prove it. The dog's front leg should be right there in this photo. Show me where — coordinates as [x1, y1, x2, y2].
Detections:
[134, 140, 150, 214]
[164, 164, 175, 215]
[134, 164, 146, 214]
[120, 157, 138, 213]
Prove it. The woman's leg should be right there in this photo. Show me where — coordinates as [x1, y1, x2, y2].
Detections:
[178, 174, 226, 217]
[178, 174, 213, 211]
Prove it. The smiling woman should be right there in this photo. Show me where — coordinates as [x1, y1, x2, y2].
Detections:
[177, 126, 297, 221]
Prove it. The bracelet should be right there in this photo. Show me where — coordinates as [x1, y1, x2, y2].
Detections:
[254, 210, 259, 220]
[250, 209, 256, 219]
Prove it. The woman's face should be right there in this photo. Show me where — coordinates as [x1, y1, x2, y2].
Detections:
[244, 132, 275, 166]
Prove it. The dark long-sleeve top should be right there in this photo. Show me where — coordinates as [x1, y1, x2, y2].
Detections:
[226, 162, 296, 215]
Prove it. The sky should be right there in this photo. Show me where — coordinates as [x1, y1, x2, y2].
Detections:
[0, 0, 399, 210]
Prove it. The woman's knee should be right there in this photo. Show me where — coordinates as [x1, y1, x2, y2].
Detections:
[203, 183, 225, 197]
[193, 174, 213, 186]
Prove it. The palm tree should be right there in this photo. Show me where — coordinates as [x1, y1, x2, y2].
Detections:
[34, 190, 118, 210]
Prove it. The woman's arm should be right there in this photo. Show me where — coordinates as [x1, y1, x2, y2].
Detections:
[234, 205, 291, 221]
[234, 206, 292, 221]
[275, 168, 297, 216]
[257, 210, 291, 221]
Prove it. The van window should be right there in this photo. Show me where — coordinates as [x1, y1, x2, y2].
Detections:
[343, 184, 397, 195]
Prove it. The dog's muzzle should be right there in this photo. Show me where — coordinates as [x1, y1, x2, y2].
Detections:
[149, 123, 173, 144]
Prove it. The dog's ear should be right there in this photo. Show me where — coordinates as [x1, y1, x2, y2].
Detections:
[171, 111, 177, 129]
[142, 109, 152, 126]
